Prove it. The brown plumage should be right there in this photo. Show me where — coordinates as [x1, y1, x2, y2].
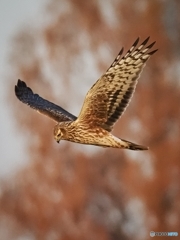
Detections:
[15, 37, 157, 150]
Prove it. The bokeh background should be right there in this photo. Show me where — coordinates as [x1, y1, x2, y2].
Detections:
[0, 0, 180, 239]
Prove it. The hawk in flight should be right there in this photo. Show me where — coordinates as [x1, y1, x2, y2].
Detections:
[15, 37, 157, 150]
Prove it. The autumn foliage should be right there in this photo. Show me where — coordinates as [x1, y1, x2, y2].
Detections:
[1, 1, 180, 240]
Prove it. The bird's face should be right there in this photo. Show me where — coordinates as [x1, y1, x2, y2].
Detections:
[54, 124, 66, 143]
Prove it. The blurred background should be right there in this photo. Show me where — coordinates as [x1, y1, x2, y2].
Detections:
[0, 0, 180, 239]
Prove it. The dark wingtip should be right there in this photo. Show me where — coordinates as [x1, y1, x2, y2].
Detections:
[149, 48, 158, 55]
[133, 37, 140, 47]
[146, 41, 155, 49]
[14, 85, 18, 94]
[119, 47, 124, 56]
[15, 80, 21, 97]
[15, 79, 30, 99]
[141, 36, 150, 46]
[121, 138, 149, 151]
[129, 144, 149, 151]
[17, 79, 27, 87]
[15, 79, 21, 96]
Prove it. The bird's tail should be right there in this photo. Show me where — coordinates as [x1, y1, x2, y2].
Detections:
[120, 138, 148, 151]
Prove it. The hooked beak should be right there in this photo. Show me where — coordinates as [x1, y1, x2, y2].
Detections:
[56, 140, 60, 144]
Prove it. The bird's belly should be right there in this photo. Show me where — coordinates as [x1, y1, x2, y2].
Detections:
[70, 127, 117, 147]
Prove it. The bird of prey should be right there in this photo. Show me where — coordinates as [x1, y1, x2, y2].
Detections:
[15, 37, 157, 150]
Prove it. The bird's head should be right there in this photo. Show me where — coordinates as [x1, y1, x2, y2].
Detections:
[53, 123, 66, 143]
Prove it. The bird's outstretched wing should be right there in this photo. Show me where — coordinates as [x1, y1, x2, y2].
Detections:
[77, 37, 157, 131]
[15, 79, 77, 122]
